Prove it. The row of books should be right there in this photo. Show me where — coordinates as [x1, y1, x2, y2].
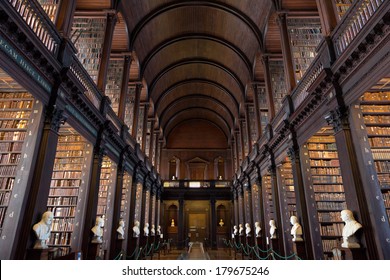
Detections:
[308, 143, 337, 150]
[47, 206, 76, 217]
[313, 184, 345, 193]
[0, 111, 30, 119]
[0, 191, 11, 205]
[360, 91, 390, 101]
[371, 149, 390, 160]
[361, 105, 390, 113]
[47, 196, 78, 206]
[53, 163, 83, 170]
[322, 239, 339, 253]
[0, 177, 14, 190]
[49, 188, 79, 196]
[318, 211, 343, 223]
[50, 179, 82, 188]
[310, 159, 340, 167]
[52, 171, 82, 179]
[0, 131, 26, 141]
[383, 192, 390, 208]
[364, 115, 390, 123]
[369, 137, 390, 147]
[55, 150, 84, 157]
[320, 223, 344, 236]
[56, 144, 86, 151]
[0, 92, 31, 99]
[377, 174, 390, 187]
[0, 153, 20, 165]
[366, 126, 390, 135]
[0, 120, 28, 129]
[309, 151, 339, 158]
[0, 142, 23, 152]
[0, 165, 17, 176]
[374, 161, 390, 173]
[315, 193, 345, 201]
[316, 201, 347, 211]
[51, 218, 75, 232]
[312, 176, 343, 184]
[311, 167, 341, 175]
[48, 232, 72, 246]
[0, 100, 33, 109]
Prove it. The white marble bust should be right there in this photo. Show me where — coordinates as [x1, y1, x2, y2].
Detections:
[91, 216, 104, 244]
[255, 221, 261, 237]
[144, 223, 149, 236]
[133, 220, 140, 237]
[239, 224, 244, 236]
[150, 224, 155, 236]
[245, 223, 251, 236]
[290, 216, 303, 242]
[269, 220, 277, 239]
[117, 220, 125, 240]
[157, 225, 161, 236]
[32, 211, 54, 249]
[341, 209, 363, 248]
[233, 225, 238, 236]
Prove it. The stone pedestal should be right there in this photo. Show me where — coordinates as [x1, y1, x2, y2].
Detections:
[293, 241, 307, 260]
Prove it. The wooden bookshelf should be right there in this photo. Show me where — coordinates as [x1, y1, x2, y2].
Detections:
[248, 105, 258, 145]
[97, 156, 117, 258]
[136, 106, 144, 144]
[0, 92, 34, 236]
[303, 132, 347, 259]
[124, 86, 135, 133]
[269, 60, 287, 113]
[120, 172, 132, 221]
[256, 86, 269, 136]
[287, 17, 322, 83]
[278, 159, 297, 218]
[71, 17, 107, 84]
[37, 0, 59, 22]
[263, 174, 274, 223]
[46, 125, 93, 256]
[333, 0, 355, 20]
[133, 182, 143, 224]
[105, 58, 124, 115]
[360, 90, 390, 223]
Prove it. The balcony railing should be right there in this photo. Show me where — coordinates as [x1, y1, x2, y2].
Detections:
[5, 0, 60, 55]
[332, 0, 386, 58]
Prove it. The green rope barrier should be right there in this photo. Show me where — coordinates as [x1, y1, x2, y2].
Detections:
[135, 247, 143, 260]
[114, 250, 124, 260]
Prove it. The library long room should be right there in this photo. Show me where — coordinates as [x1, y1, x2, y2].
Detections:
[0, 0, 389, 261]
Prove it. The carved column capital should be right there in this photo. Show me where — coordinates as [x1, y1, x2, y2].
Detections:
[325, 106, 349, 133]
[47, 108, 67, 132]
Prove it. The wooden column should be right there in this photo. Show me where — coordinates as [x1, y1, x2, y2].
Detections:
[14, 108, 66, 259]
[253, 173, 267, 249]
[109, 153, 126, 260]
[231, 138, 236, 172]
[127, 169, 142, 258]
[252, 84, 262, 138]
[239, 119, 246, 158]
[235, 131, 240, 167]
[55, 0, 76, 37]
[237, 184, 245, 226]
[316, 0, 338, 36]
[233, 188, 239, 228]
[326, 107, 378, 259]
[262, 56, 276, 120]
[81, 144, 106, 259]
[149, 119, 155, 159]
[243, 183, 254, 246]
[118, 55, 132, 121]
[97, 12, 117, 92]
[131, 84, 142, 137]
[141, 105, 149, 151]
[245, 104, 253, 152]
[277, 13, 296, 92]
[287, 144, 314, 259]
[153, 131, 159, 166]
[268, 162, 285, 256]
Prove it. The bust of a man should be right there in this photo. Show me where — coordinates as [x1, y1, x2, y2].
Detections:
[157, 225, 162, 236]
[269, 220, 277, 239]
[117, 219, 125, 240]
[133, 220, 140, 237]
[245, 223, 251, 237]
[290, 216, 303, 242]
[255, 222, 261, 237]
[341, 210, 363, 248]
[32, 211, 54, 249]
[239, 224, 244, 236]
[233, 225, 238, 236]
[91, 217, 104, 243]
[150, 224, 155, 236]
[219, 219, 224, 227]
[144, 223, 149, 236]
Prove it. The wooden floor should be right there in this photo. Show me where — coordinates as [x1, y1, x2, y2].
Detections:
[156, 243, 234, 260]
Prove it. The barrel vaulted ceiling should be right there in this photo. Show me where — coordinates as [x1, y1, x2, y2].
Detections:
[77, 0, 319, 146]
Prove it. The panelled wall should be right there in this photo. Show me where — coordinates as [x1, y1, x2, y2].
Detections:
[232, 0, 390, 260]
[0, 0, 163, 260]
